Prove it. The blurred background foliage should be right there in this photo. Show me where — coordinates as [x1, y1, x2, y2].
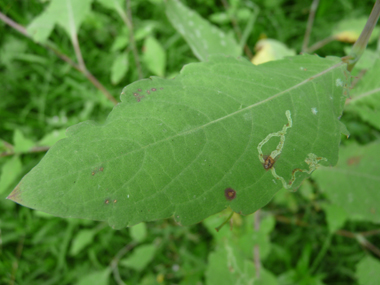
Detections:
[1, 0, 379, 284]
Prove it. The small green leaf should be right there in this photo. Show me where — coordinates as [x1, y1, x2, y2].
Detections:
[251, 39, 296, 65]
[322, 204, 347, 233]
[298, 179, 314, 201]
[313, 142, 380, 224]
[120, 244, 156, 271]
[13, 129, 34, 153]
[27, 0, 94, 42]
[111, 52, 129, 85]
[206, 242, 255, 285]
[356, 255, 380, 285]
[76, 268, 111, 285]
[143, 37, 166, 77]
[27, 12, 56, 43]
[166, 0, 241, 61]
[96, 0, 124, 13]
[129, 222, 147, 243]
[70, 229, 96, 256]
[38, 129, 67, 147]
[110, 29, 129, 52]
[0, 156, 22, 194]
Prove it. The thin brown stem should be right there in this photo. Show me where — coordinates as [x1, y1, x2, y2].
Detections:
[346, 87, 380, 105]
[0, 11, 118, 105]
[306, 36, 335, 53]
[361, 229, 380, 237]
[253, 210, 261, 279]
[70, 30, 87, 72]
[220, 0, 253, 59]
[302, 0, 320, 53]
[0, 146, 50, 157]
[355, 234, 380, 258]
[349, 69, 367, 90]
[0, 11, 29, 37]
[125, 0, 143, 79]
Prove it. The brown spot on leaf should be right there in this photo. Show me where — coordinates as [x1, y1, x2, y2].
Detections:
[99, 167, 104, 172]
[347, 156, 362, 166]
[224, 188, 236, 201]
[138, 89, 142, 92]
[113, 199, 117, 203]
[151, 88, 157, 91]
[263, 155, 275, 170]
[147, 90, 151, 94]
[91, 172, 95, 176]
[105, 199, 110, 204]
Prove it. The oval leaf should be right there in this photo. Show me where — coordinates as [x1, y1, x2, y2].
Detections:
[8, 55, 348, 228]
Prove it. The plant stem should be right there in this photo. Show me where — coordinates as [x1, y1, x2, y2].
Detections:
[253, 209, 261, 279]
[110, 242, 137, 285]
[346, 0, 380, 71]
[355, 234, 380, 258]
[306, 36, 335, 53]
[215, 211, 234, 232]
[220, 0, 253, 59]
[0, 11, 118, 105]
[1, 146, 51, 157]
[310, 233, 332, 273]
[125, 0, 143, 79]
[70, 30, 87, 72]
[302, 0, 320, 53]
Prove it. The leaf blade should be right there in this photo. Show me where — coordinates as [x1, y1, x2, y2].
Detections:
[8, 55, 349, 228]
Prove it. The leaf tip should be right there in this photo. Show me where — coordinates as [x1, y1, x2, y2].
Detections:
[6, 182, 23, 203]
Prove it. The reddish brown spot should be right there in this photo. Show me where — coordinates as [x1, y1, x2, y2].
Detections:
[263, 155, 275, 170]
[113, 199, 117, 203]
[224, 188, 236, 201]
[147, 90, 151, 94]
[91, 172, 95, 176]
[347, 156, 362, 166]
[151, 88, 157, 91]
[138, 89, 142, 92]
[105, 199, 110, 204]
[99, 167, 104, 172]
[160, 87, 163, 90]
[133, 93, 139, 96]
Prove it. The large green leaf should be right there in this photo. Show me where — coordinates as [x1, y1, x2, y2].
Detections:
[8, 55, 348, 228]
[166, 0, 241, 61]
[313, 142, 380, 224]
